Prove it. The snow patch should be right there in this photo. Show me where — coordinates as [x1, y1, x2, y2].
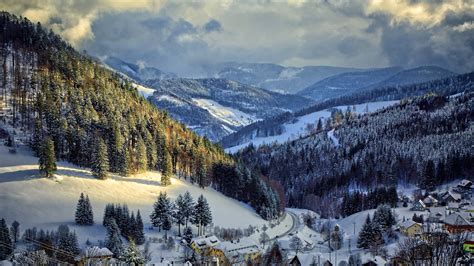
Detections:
[192, 98, 258, 127]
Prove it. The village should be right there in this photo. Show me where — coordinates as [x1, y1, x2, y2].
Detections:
[55, 179, 472, 265]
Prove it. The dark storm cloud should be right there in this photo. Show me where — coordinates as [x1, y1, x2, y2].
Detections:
[367, 9, 474, 73]
[2, 0, 472, 76]
[203, 19, 222, 33]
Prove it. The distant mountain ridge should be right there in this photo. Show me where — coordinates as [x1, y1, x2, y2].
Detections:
[213, 62, 363, 93]
[298, 65, 456, 101]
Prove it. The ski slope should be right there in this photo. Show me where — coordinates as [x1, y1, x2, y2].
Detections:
[0, 145, 288, 246]
[226, 100, 398, 153]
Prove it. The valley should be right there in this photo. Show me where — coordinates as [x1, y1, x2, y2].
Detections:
[0, 5, 473, 266]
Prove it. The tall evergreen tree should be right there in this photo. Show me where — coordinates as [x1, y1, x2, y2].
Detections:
[0, 218, 13, 260]
[421, 160, 436, 191]
[56, 225, 80, 263]
[106, 219, 123, 258]
[136, 136, 148, 173]
[75, 193, 93, 225]
[91, 137, 109, 179]
[10, 221, 20, 244]
[161, 148, 172, 186]
[193, 195, 212, 236]
[357, 215, 373, 249]
[150, 192, 173, 231]
[372, 204, 396, 231]
[38, 137, 56, 177]
[182, 191, 195, 228]
[134, 210, 145, 245]
[174, 194, 186, 236]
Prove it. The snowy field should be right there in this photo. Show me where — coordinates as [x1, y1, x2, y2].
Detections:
[226, 100, 399, 153]
[192, 98, 258, 128]
[0, 144, 289, 247]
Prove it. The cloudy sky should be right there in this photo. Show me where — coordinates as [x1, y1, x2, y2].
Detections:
[1, 0, 473, 76]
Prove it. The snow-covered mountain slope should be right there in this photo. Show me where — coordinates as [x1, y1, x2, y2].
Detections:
[299, 66, 456, 101]
[104, 56, 176, 82]
[145, 78, 313, 141]
[213, 62, 361, 93]
[298, 67, 403, 101]
[192, 98, 258, 127]
[366, 65, 456, 89]
[0, 145, 270, 244]
[221, 72, 473, 149]
[225, 100, 398, 153]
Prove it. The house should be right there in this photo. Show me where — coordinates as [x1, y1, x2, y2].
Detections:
[411, 200, 427, 211]
[440, 190, 462, 204]
[76, 246, 113, 266]
[426, 209, 445, 223]
[444, 213, 474, 233]
[190, 235, 221, 254]
[399, 220, 423, 237]
[458, 179, 473, 190]
[422, 195, 438, 207]
[289, 254, 317, 266]
[447, 202, 460, 211]
[211, 238, 261, 265]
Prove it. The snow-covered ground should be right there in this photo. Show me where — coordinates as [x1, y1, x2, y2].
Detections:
[0, 144, 295, 249]
[226, 100, 398, 153]
[192, 98, 258, 128]
[133, 83, 156, 98]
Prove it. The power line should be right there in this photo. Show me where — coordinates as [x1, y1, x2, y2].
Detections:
[0, 230, 77, 259]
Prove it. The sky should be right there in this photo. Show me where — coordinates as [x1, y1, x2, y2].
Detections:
[1, 0, 473, 76]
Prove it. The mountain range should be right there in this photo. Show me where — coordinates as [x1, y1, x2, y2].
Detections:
[298, 66, 456, 101]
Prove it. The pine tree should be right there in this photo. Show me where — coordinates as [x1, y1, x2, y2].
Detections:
[56, 225, 80, 263]
[75, 193, 86, 225]
[193, 195, 212, 236]
[0, 218, 13, 260]
[183, 226, 193, 244]
[421, 160, 436, 191]
[91, 137, 109, 179]
[134, 210, 145, 245]
[357, 215, 372, 249]
[106, 219, 123, 258]
[84, 195, 94, 225]
[31, 118, 43, 156]
[161, 148, 172, 186]
[182, 191, 195, 227]
[75, 193, 93, 225]
[10, 221, 20, 244]
[316, 118, 323, 131]
[372, 204, 396, 231]
[103, 203, 115, 227]
[123, 240, 145, 265]
[150, 192, 173, 231]
[38, 137, 56, 177]
[174, 194, 186, 236]
[196, 154, 208, 188]
[136, 136, 148, 173]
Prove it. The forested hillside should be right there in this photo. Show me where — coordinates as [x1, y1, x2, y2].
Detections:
[221, 72, 473, 148]
[235, 92, 474, 217]
[0, 12, 281, 220]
